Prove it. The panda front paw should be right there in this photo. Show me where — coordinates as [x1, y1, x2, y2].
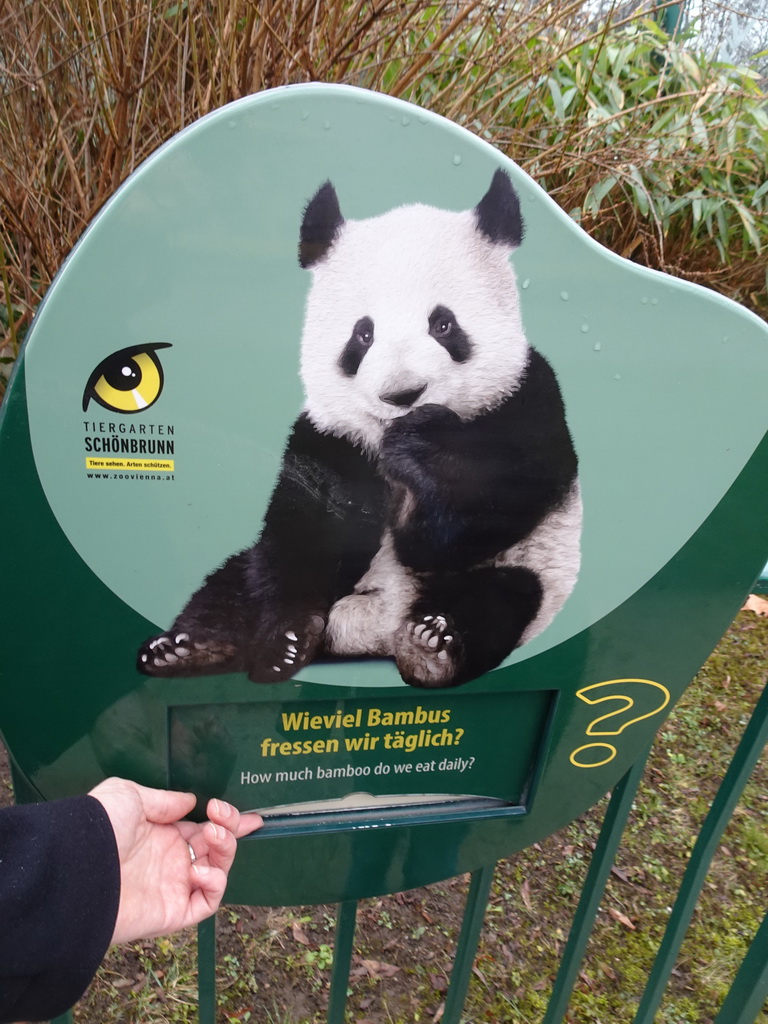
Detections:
[246, 614, 327, 683]
[137, 632, 239, 677]
[381, 405, 461, 489]
[388, 403, 461, 434]
[394, 613, 464, 688]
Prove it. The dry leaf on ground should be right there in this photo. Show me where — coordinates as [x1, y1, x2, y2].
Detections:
[742, 594, 768, 617]
[607, 907, 636, 930]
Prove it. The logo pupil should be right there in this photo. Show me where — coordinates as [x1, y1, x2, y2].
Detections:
[104, 358, 141, 391]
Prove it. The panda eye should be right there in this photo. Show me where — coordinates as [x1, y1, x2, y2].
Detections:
[429, 305, 457, 339]
[339, 316, 375, 376]
[428, 305, 471, 363]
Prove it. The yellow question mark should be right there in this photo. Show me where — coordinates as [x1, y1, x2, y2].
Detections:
[569, 679, 671, 768]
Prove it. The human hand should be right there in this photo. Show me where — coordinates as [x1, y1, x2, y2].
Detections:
[89, 778, 263, 945]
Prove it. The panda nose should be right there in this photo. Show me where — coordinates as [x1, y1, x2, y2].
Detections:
[380, 384, 427, 408]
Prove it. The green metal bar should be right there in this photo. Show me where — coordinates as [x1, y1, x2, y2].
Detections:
[655, 1, 685, 35]
[712, 910, 768, 1024]
[327, 899, 358, 1024]
[198, 914, 217, 1024]
[442, 863, 496, 1024]
[542, 747, 652, 1024]
[633, 679, 768, 1024]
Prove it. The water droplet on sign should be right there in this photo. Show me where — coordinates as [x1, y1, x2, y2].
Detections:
[581, 324, 590, 334]
[521, 279, 530, 289]
[614, 374, 622, 381]
[593, 342, 601, 351]
[560, 291, 569, 301]
[300, 110, 309, 121]
[323, 121, 331, 131]
[452, 155, 462, 166]
[401, 116, 410, 126]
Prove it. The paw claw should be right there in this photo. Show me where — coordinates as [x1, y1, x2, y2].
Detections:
[395, 612, 462, 687]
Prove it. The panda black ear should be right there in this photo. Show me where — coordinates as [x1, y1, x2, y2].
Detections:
[299, 181, 344, 268]
[474, 169, 524, 249]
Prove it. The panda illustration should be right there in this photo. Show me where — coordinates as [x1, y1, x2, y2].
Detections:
[138, 169, 581, 688]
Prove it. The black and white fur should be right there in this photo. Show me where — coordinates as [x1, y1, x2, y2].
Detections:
[138, 170, 581, 688]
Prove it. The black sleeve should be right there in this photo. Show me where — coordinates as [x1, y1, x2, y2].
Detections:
[0, 795, 120, 1024]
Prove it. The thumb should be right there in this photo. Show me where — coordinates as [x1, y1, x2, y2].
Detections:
[136, 784, 197, 824]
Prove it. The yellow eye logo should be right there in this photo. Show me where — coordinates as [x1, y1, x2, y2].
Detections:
[83, 344, 171, 413]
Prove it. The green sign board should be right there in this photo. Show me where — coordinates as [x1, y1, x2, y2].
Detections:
[1, 84, 767, 904]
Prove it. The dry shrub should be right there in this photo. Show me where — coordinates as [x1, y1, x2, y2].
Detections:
[1, 0, 765, 393]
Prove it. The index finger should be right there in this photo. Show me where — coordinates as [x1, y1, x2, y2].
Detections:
[206, 798, 263, 838]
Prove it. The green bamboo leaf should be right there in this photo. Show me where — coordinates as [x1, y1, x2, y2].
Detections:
[716, 205, 730, 247]
[607, 81, 625, 110]
[626, 166, 650, 217]
[560, 87, 577, 113]
[630, 184, 649, 218]
[163, 2, 188, 17]
[584, 176, 618, 216]
[733, 202, 762, 254]
[548, 77, 565, 120]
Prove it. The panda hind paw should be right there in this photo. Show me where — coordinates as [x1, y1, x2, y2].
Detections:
[137, 632, 238, 676]
[395, 614, 463, 688]
[247, 614, 326, 684]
